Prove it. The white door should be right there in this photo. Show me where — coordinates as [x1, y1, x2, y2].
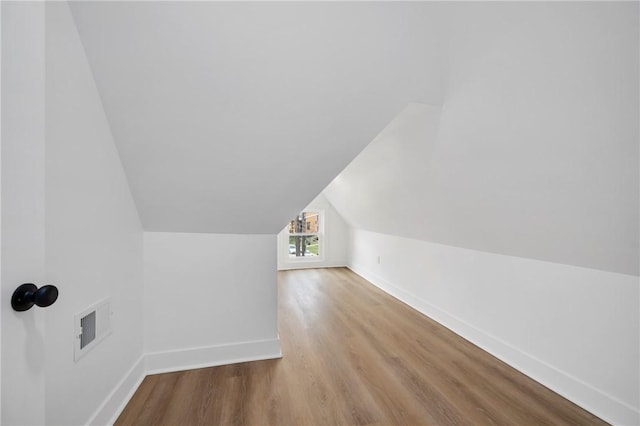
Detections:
[1, 2, 47, 424]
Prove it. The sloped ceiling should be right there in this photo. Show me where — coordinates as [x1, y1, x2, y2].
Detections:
[68, 2, 637, 275]
[324, 103, 442, 239]
[68, 1, 443, 234]
[325, 3, 639, 276]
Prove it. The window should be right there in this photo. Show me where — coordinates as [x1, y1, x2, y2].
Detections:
[288, 211, 321, 258]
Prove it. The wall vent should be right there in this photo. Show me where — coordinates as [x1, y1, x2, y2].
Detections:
[80, 311, 96, 349]
[74, 298, 113, 362]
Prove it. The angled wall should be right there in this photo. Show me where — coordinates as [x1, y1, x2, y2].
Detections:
[2, 2, 636, 424]
[324, 2, 639, 424]
[435, 2, 638, 276]
[2, 3, 146, 425]
[324, 103, 442, 241]
[44, 3, 145, 425]
[326, 3, 639, 277]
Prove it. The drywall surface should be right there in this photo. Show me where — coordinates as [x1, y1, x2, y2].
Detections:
[44, 3, 144, 425]
[349, 229, 639, 425]
[69, 2, 442, 234]
[1, 3, 46, 424]
[325, 2, 639, 276]
[438, 2, 638, 275]
[278, 193, 349, 270]
[0, 5, 3, 421]
[324, 103, 441, 238]
[144, 232, 280, 369]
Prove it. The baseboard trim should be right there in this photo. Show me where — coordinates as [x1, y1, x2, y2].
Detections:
[348, 263, 640, 426]
[87, 355, 146, 426]
[277, 262, 348, 271]
[87, 338, 282, 425]
[145, 337, 283, 375]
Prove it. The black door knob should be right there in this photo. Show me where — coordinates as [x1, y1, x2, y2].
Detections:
[11, 283, 59, 312]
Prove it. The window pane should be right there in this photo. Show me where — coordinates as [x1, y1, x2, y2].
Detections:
[288, 235, 319, 257]
[288, 212, 319, 234]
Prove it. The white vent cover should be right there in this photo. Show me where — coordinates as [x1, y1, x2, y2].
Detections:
[74, 298, 113, 362]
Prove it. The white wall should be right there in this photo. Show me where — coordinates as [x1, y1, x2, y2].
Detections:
[144, 232, 281, 373]
[349, 229, 639, 425]
[43, 3, 144, 425]
[1, 4, 144, 425]
[277, 193, 349, 270]
[323, 103, 441, 239]
[326, 2, 639, 277]
[0, 4, 3, 421]
[438, 2, 638, 276]
[1, 3, 46, 424]
[324, 3, 639, 424]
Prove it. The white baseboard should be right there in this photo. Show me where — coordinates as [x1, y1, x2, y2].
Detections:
[145, 337, 283, 375]
[277, 262, 348, 271]
[87, 355, 146, 426]
[87, 338, 282, 425]
[348, 263, 640, 426]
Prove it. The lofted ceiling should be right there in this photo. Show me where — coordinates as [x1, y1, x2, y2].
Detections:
[324, 3, 639, 276]
[68, 1, 443, 234]
[324, 103, 442, 240]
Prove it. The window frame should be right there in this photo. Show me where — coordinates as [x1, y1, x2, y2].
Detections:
[285, 209, 324, 262]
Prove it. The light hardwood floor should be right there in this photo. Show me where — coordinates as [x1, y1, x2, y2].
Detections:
[116, 267, 607, 425]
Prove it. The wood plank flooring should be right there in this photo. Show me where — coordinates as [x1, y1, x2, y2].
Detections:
[116, 267, 607, 425]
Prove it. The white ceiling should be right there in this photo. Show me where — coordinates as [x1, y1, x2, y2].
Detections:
[324, 103, 442, 239]
[324, 3, 639, 276]
[68, 1, 443, 233]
